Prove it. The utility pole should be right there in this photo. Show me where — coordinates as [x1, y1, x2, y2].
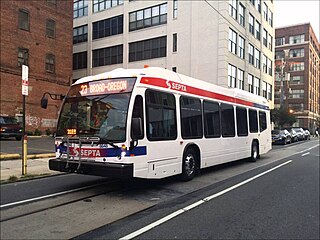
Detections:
[22, 65, 29, 175]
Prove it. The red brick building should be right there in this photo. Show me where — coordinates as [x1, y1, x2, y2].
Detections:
[0, 0, 73, 133]
[274, 23, 320, 132]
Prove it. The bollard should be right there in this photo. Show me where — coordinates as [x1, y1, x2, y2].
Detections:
[22, 134, 28, 175]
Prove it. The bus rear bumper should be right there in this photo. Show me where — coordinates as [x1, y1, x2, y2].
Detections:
[49, 158, 133, 178]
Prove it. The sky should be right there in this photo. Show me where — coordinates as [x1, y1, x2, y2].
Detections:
[274, 0, 320, 40]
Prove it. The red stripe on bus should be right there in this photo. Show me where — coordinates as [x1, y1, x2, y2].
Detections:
[140, 77, 255, 108]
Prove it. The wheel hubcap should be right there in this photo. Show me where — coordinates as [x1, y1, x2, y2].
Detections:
[185, 154, 195, 175]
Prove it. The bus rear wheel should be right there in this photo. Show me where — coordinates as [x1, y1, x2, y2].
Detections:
[250, 141, 259, 162]
[181, 148, 197, 181]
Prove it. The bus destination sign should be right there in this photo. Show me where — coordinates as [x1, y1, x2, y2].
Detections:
[78, 78, 136, 97]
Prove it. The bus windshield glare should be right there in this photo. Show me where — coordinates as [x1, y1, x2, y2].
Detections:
[56, 78, 136, 142]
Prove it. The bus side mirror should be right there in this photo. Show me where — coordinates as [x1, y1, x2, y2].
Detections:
[131, 117, 142, 141]
[41, 96, 48, 109]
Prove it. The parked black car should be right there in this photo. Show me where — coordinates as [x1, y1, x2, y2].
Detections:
[272, 129, 291, 145]
[0, 116, 22, 140]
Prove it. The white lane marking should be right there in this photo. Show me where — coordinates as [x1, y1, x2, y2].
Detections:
[119, 160, 292, 240]
[301, 152, 310, 157]
[0, 182, 111, 209]
[295, 144, 319, 155]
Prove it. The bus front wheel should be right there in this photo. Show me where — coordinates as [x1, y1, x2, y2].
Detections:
[250, 141, 259, 162]
[181, 148, 197, 181]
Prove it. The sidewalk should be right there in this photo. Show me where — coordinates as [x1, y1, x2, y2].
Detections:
[0, 157, 59, 182]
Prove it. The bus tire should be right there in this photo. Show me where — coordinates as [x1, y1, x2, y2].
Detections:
[250, 141, 259, 162]
[181, 148, 197, 181]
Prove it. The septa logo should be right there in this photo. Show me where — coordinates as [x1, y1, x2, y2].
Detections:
[71, 148, 101, 157]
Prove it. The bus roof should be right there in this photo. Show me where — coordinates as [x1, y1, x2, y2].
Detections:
[74, 67, 269, 109]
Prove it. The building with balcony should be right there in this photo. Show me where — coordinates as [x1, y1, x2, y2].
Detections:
[0, 0, 73, 132]
[73, 0, 275, 108]
[274, 23, 320, 131]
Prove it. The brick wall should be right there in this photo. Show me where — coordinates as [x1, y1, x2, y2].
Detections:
[0, 0, 73, 133]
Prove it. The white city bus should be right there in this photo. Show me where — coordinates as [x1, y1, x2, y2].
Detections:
[49, 67, 271, 180]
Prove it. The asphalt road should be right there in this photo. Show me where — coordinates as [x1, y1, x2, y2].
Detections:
[76, 142, 319, 239]
[0, 136, 55, 155]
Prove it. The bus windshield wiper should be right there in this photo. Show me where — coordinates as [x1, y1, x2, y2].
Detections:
[99, 137, 119, 149]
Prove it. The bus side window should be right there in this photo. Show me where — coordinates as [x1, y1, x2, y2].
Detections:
[131, 95, 144, 140]
[236, 107, 248, 136]
[221, 103, 235, 137]
[259, 111, 267, 132]
[249, 109, 258, 133]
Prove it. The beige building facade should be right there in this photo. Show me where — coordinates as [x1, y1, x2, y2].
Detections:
[73, 0, 274, 107]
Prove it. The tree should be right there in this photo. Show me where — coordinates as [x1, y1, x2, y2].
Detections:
[271, 108, 296, 129]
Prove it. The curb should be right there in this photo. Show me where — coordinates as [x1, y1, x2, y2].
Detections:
[0, 153, 56, 160]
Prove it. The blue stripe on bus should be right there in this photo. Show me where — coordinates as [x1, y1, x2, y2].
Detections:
[253, 103, 269, 110]
[56, 145, 147, 157]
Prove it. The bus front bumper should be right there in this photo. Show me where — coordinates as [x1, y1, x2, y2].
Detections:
[49, 158, 133, 178]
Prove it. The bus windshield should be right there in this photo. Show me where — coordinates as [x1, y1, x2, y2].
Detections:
[56, 78, 136, 142]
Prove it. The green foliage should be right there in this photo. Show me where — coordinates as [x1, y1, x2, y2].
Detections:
[34, 129, 42, 136]
[26, 131, 34, 136]
[271, 108, 296, 129]
[8, 175, 18, 182]
[45, 128, 52, 136]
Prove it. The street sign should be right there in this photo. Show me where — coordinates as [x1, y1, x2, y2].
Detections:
[22, 65, 29, 96]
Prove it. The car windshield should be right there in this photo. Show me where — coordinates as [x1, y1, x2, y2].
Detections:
[0, 117, 18, 124]
[272, 130, 280, 134]
[56, 93, 131, 142]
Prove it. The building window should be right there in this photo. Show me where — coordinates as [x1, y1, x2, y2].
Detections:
[228, 64, 237, 88]
[268, 34, 273, 51]
[18, 48, 28, 66]
[73, 0, 88, 19]
[249, 14, 254, 35]
[129, 36, 167, 62]
[146, 90, 177, 141]
[221, 103, 235, 137]
[263, 29, 267, 47]
[263, 3, 268, 21]
[229, 28, 237, 54]
[203, 101, 221, 138]
[267, 83, 272, 100]
[255, 0, 261, 12]
[229, 0, 237, 20]
[262, 81, 267, 98]
[249, 44, 254, 65]
[180, 97, 203, 139]
[238, 35, 245, 59]
[238, 3, 245, 26]
[46, 19, 55, 38]
[92, 45, 123, 67]
[262, 54, 267, 73]
[173, 0, 178, 18]
[255, 48, 260, 69]
[18, 9, 29, 31]
[289, 62, 304, 71]
[267, 58, 272, 76]
[289, 34, 305, 44]
[173, 33, 177, 52]
[255, 20, 261, 40]
[254, 77, 260, 95]
[275, 37, 285, 46]
[237, 68, 244, 90]
[73, 51, 87, 70]
[92, 15, 123, 40]
[73, 25, 88, 44]
[289, 48, 304, 58]
[172, 67, 177, 72]
[45, 54, 55, 73]
[275, 51, 284, 59]
[129, 3, 167, 31]
[290, 75, 304, 84]
[248, 74, 253, 93]
[288, 103, 304, 112]
[93, 0, 124, 13]
[268, 9, 273, 27]
[290, 89, 304, 99]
